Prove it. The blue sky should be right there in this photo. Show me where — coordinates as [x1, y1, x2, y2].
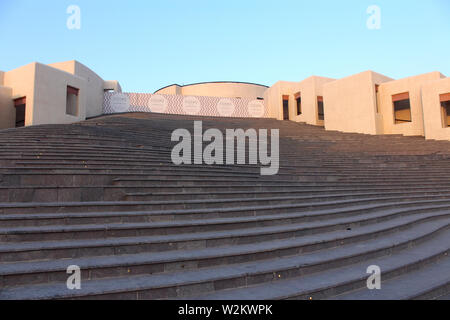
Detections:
[0, 0, 449, 92]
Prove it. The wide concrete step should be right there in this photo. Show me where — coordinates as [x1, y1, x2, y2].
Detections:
[1, 204, 448, 263]
[14, 159, 450, 171]
[188, 228, 450, 300]
[1, 218, 448, 299]
[5, 183, 450, 203]
[9, 163, 450, 175]
[5, 155, 450, 167]
[0, 168, 262, 177]
[113, 178, 450, 188]
[3, 194, 450, 237]
[0, 173, 267, 187]
[10, 161, 450, 174]
[3, 171, 450, 188]
[12, 160, 266, 171]
[124, 188, 450, 201]
[6, 172, 450, 188]
[3, 192, 450, 215]
[329, 257, 450, 300]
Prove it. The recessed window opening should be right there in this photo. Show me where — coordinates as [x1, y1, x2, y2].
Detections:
[14, 97, 26, 128]
[317, 96, 324, 121]
[66, 86, 79, 116]
[392, 92, 412, 124]
[295, 92, 302, 115]
[375, 85, 380, 113]
[282, 95, 289, 120]
[440, 93, 450, 128]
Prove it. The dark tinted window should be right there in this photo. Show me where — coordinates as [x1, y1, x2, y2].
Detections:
[283, 99, 289, 120]
[15, 104, 25, 128]
[318, 101, 324, 121]
[441, 100, 450, 127]
[394, 99, 412, 124]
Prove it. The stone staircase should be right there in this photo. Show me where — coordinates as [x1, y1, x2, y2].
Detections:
[0, 112, 449, 300]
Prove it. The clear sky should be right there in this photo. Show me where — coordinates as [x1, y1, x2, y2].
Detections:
[0, 0, 449, 93]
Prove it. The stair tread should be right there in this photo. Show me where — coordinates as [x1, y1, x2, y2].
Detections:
[1, 214, 449, 276]
[3, 198, 450, 234]
[2, 192, 450, 211]
[1, 222, 448, 300]
[329, 256, 450, 300]
[190, 231, 450, 300]
[3, 205, 450, 255]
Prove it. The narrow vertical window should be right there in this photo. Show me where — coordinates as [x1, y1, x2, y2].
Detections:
[440, 93, 450, 128]
[375, 84, 380, 113]
[66, 86, 79, 116]
[295, 92, 301, 115]
[392, 92, 411, 124]
[317, 96, 324, 121]
[282, 95, 289, 120]
[14, 97, 26, 128]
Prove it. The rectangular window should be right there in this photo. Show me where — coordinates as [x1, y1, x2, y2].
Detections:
[392, 92, 412, 124]
[14, 97, 26, 128]
[282, 95, 289, 120]
[440, 93, 450, 128]
[66, 86, 79, 116]
[375, 84, 380, 113]
[317, 96, 324, 121]
[295, 92, 302, 115]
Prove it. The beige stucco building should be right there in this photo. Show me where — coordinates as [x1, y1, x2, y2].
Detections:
[323, 71, 393, 135]
[378, 71, 446, 137]
[0, 60, 121, 129]
[264, 76, 335, 126]
[322, 70, 447, 139]
[1, 60, 450, 141]
[422, 77, 450, 141]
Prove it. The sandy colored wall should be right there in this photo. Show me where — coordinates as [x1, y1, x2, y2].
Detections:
[378, 71, 445, 136]
[422, 77, 450, 140]
[32, 63, 86, 125]
[295, 76, 335, 126]
[3, 63, 37, 126]
[0, 71, 4, 86]
[48, 61, 75, 75]
[156, 82, 268, 100]
[73, 62, 105, 118]
[290, 80, 312, 124]
[50, 61, 105, 118]
[4, 62, 87, 127]
[0, 86, 14, 129]
[155, 85, 182, 95]
[263, 81, 299, 121]
[324, 71, 393, 135]
[264, 77, 334, 125]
